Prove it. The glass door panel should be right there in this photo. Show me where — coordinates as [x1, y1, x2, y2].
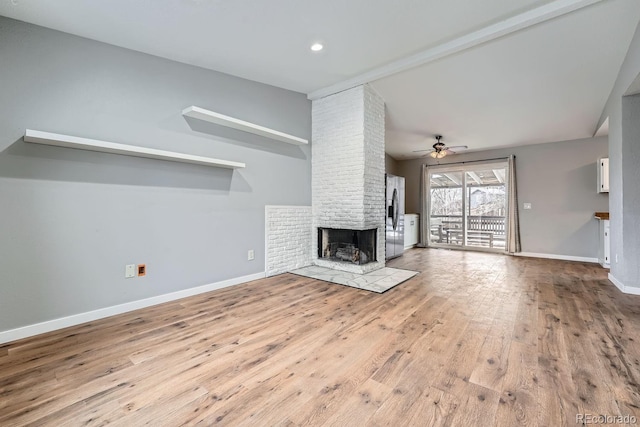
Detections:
[464, 168, 507, 250]
[429, 171, 463, 246]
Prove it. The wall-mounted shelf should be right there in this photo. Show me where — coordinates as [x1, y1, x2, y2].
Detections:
[182, 106, 308, 146]
[23, 130, 245, 169]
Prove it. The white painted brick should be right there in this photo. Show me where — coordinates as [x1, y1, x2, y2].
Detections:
[311, 85, 386, 274]
[265, 205, 312, 277]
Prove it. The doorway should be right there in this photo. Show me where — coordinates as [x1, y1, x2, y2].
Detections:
[427, 161, 509, 252]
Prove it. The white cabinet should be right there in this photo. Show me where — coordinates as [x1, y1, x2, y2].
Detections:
[598, 219, 610, 268]
[597, 158, 609, 193]
[404, 214, 419, 249]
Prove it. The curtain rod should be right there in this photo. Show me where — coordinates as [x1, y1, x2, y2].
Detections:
[425, 155, 513, 167]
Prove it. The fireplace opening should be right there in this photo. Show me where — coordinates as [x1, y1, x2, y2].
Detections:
[318, 228, 377, 265]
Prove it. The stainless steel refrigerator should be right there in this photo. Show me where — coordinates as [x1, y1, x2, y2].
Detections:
[386, 174, 405, 260]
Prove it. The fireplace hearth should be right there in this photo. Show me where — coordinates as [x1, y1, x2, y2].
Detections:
[318, 228, 377, 266]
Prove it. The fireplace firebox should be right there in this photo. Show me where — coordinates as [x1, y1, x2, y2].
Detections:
[317, 228, 377, 265]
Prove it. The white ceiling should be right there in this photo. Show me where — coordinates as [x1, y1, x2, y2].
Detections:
[1, 0, 639, 159]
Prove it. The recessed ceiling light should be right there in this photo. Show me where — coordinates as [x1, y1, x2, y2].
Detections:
[310, 43, 323, 52]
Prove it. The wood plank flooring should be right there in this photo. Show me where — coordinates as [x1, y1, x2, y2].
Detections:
[2, 249, 640, 426]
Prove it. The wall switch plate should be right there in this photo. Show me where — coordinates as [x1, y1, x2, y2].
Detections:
[125, 264, 136, 278]
[523, 203, 532, 210]
[248, 249, 255, 261]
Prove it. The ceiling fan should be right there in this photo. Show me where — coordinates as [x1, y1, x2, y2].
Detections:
[413, 135, 468, 159]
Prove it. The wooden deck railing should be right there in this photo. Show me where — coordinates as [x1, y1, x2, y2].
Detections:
[430, 215, 506, 248]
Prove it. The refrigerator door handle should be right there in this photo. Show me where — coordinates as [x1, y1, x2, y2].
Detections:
[392, 188, 399, 230]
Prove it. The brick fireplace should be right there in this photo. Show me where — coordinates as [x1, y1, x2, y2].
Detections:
[264, 84, 386, 277]
[311, 85, 386, 274]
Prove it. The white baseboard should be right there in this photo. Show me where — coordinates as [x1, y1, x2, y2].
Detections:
[514, 252, 598, 263]
[0, 271, 266, 345]
[608, 273, 640, 295]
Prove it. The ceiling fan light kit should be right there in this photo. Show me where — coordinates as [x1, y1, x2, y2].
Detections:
[430, 150, 447, 159]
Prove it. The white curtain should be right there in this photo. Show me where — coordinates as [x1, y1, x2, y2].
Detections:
[506, 155, 521, 253]
[417, 164, 429, 247]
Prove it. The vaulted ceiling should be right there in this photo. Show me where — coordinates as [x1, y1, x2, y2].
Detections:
[1, 0, 638, 159]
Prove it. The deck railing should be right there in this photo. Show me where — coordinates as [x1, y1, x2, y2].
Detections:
[430, 215, 506, 248]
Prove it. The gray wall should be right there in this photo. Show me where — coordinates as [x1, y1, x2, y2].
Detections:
[599, 20, 640, 289]
[0, 17, 311, 333]
[621, 95, 640, 286]
[385, 153, 400, 176]
[397, 137, 609, 258]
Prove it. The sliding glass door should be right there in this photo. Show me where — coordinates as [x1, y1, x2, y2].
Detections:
[428, 161, 508, 252]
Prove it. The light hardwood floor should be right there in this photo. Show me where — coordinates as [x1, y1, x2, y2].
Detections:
[2, 249, 640, 426]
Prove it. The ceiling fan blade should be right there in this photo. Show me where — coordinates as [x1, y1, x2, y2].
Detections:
[412, 149, 434, 153]
[445, 145, 468, 152]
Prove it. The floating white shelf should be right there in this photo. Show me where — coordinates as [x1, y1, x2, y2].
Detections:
[182, 106, 308, 146]
[23, 130, 245, 169]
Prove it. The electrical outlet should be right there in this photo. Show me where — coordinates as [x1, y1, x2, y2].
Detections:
[248, 249, 255, 261]
[125, 264, 136, 278]
[137, 264, 146, 277]
[616, 254, 619, 263]
[523, 203, 532, 210]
